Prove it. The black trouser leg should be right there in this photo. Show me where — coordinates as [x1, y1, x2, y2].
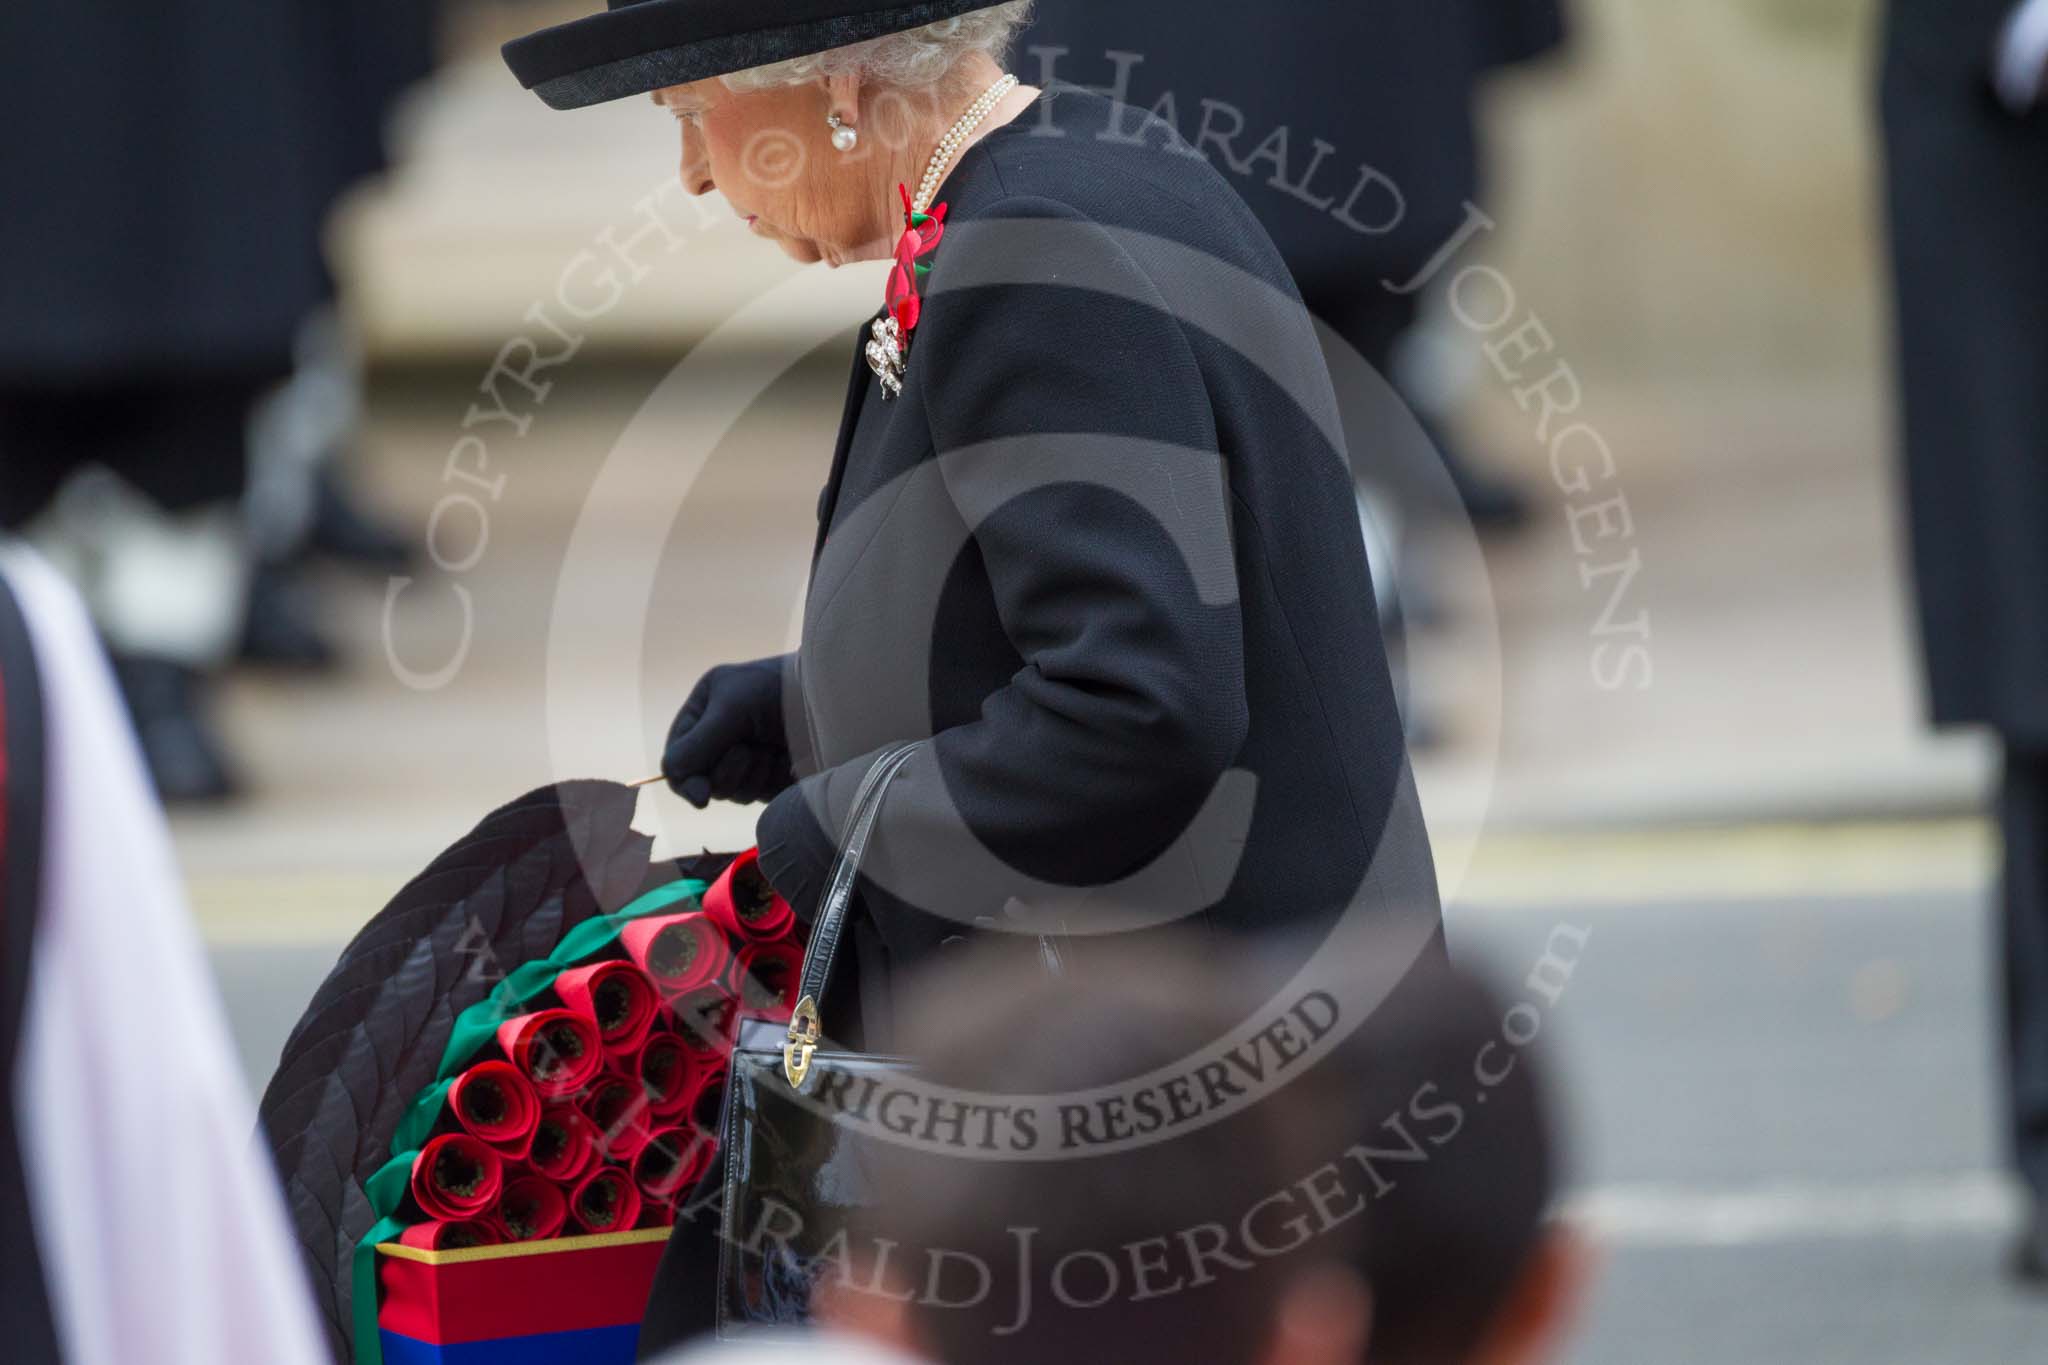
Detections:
[2001, 747, 2048, 1205]
[0, 408, 79, 529]
[0, 374, 273, 528]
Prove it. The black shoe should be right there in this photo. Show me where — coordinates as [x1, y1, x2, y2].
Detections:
[240, 563, 341, 671]
[111, 656, 240, 804]
[310, 465, 414, 572]
[2012, 1207, 2048, 1286]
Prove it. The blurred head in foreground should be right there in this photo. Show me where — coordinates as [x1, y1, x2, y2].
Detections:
[1308, 945, 1586, 1365]
[817, 935, 1586, 1365]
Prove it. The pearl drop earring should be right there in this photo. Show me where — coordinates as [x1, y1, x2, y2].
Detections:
[827, 113, 858, 153]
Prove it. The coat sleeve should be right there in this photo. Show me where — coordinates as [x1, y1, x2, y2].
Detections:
[757, 196, 1250, 957]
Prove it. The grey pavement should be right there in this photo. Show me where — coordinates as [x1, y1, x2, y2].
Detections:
[1578, 1239, 2048, 1365]
[1461, 890, 2046, 1364]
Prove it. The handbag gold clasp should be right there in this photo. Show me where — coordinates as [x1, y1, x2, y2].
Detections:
[783, 995, 822, 1088]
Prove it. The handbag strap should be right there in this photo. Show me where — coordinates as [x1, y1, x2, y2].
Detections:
[782, 739, 921, 1087]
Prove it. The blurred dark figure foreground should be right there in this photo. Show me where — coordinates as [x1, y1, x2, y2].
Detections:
[1880, 0, 2048, 1282]
[790, 938, 1585, 1365]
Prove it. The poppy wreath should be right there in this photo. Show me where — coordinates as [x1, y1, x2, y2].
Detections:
[354, 852, 800, 1365]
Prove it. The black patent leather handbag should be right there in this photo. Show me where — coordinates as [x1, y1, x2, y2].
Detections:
[714, 740, 922, 1339]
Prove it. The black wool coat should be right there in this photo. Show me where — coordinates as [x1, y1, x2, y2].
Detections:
[1881, 0, 2048, 745]
[752, 89, 1441, 1049]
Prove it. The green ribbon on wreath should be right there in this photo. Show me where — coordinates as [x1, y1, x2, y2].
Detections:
[349, 876, 706, 1365]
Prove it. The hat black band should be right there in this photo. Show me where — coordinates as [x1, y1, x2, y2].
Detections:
[504, 0, 1012, 111]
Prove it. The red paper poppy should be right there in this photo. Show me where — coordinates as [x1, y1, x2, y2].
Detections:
[701, 849, 795, 943]
[568, 1167, 642, 1235]
[496, 1009, 603, 1099]
[580, 1075, 657, 1161]
[496, 1175, 570, 1243]
[529, 1103, 602, 1184]
[553, 960, 659, 1057]
[398, 1219, 503, 1251]
[733, 941, 804, 1016]
[636, 1033, 698, 1119]
[410, 1133, 504, 1222]
[665, 989, 737, 1056]
[447, 1061, 540, 1159]
[621, 911, 731, 994]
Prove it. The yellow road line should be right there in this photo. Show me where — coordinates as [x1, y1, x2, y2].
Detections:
[190, 818, 1996, 947]
[1441, 818, 1992, 909]
[191, 873, 406, 947]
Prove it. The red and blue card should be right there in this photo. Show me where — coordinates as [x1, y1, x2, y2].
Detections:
[377, 1228, 671, 1364]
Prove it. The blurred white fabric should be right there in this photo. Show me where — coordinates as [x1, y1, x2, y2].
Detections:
[3, 545, 327, 1365]
[1997, 0, 2048, 110]
[655, 1333, 929, 1365]
[23, 474, 245, 666]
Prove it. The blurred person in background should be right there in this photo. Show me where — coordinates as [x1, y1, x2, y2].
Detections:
[1880, 0, 2048, 1282]
[1021, 0, 1570, 541]
[0, 2, 433, 801]
[785, 941, 1580, 1365]
[1018, 0, 1568, 746]
[240, 0, 439, 671]
[0, 2, 323, 801]
[0, 548, 327, 1363]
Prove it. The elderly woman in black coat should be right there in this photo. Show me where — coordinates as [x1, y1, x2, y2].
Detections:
[505, 1, 1439, 1047]
[506, 0, 1441, 1351]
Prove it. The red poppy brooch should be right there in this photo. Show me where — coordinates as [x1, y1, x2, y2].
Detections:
[866, 184, 948, 401]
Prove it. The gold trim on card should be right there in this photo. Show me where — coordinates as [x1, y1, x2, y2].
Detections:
[376, 1226, 673, 1266]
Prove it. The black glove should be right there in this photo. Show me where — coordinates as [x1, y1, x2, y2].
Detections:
[661, 656, 796, 808]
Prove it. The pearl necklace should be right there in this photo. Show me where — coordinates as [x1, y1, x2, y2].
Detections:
[913, 73, 1020, 213]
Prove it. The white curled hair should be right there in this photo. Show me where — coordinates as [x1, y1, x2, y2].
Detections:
[721, 1, 1035, 91]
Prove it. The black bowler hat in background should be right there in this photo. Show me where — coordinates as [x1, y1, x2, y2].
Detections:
[504, 0, 1015, 110]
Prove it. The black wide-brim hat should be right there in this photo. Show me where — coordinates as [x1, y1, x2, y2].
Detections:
[505, 0, 1013, 110]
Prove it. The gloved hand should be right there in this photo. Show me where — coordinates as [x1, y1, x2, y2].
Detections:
[661, 656, 796, 808]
